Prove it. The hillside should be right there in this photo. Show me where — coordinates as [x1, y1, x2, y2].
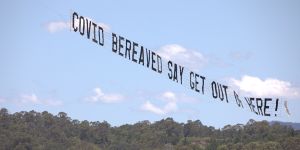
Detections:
[270, 121, 300, 131]
[0, 108, 299, 150]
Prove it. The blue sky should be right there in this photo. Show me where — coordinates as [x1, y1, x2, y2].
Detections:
[1, 0, 300, 128]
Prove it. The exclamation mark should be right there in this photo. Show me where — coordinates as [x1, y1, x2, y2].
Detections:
[275, 98, 279, 116]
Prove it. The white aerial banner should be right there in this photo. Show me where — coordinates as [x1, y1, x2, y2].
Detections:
[71, 11, 290, 117]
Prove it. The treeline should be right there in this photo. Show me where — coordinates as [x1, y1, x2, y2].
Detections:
[0, 108, 299, 150]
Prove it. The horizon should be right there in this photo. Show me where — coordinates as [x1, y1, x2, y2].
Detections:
[2, 107, 300, 129]
[1, 0, 300, 129]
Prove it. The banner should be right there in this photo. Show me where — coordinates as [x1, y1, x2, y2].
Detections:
[71, 11, 288, 117]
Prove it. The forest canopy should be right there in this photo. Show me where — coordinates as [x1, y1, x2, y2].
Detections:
[0, 108, 299, 150]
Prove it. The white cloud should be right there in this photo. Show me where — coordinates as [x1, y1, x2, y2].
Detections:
[231, 75, 300, 98]
[163, 101, 177, 113]
[141, 91, 198, 115]
[86, 87, 124, 103]
[20, 93, 63, 106]
[161, 91, 199, 104]
[45, 19, 110, 33]
[141, 100, 177, 115]
[161, 91, 176, 102]
[157, 44, 207, 71]
[21, 94, 40, 104]
[141, 101, 166, 115]
[45, 21, 70, 33]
